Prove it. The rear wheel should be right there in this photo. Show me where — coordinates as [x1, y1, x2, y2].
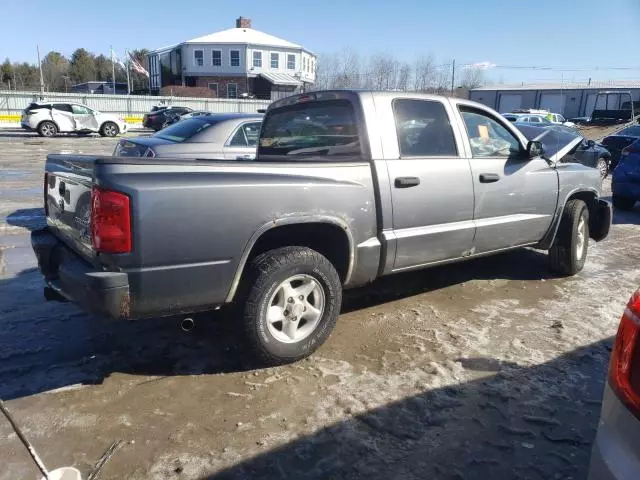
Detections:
[549, 199, 589, 276]
[240, 246, 342, 365]
[612, 194, 636, 210]
[597, 157, 608, 180]
[38, 121, 57, 137]
[99, 122, 119, 137]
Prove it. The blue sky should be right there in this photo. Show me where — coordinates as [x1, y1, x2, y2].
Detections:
[2, 0, 638, 84]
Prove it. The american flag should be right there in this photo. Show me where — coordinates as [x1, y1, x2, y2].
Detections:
[128, 53, 149, 77]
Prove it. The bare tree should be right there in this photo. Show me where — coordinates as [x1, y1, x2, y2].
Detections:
[369, 53, 399, 90]
[460, 67, 485, 89]
[397, 62, 411, 91]
[413, 54, 436, 92]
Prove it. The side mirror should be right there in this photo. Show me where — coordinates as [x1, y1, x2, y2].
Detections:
[527, 140, 544, 158]
[587, 139, 596, 148]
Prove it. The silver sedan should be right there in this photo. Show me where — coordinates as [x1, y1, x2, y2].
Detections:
[114, 113, 263, 160]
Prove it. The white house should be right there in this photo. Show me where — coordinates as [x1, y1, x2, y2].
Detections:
[147, 17, 316, 100]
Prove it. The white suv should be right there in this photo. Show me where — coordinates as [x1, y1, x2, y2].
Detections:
[21, 102, 128, 137]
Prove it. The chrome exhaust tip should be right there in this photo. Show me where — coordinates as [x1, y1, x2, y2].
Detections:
[180, 317, 195, 332]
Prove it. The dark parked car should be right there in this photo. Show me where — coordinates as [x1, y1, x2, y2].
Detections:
[142, 106, 193, 131]
[612, 138, 640, 210]
[164, 110, 211, 126]
[114, 113, 262, 160]
[601, 125, 640, 171]
[515, 123, 612, 179]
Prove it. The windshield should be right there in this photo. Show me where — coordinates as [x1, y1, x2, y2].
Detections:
[516, 124, 581, 159]
[258, 100, 361, 160]
[154, 118, 220, 142]
[619, 125, 640, 137]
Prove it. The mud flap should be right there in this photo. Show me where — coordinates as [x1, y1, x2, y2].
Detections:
[590, 199, 612, 242]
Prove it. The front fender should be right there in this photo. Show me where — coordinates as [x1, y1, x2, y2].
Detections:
[536, 187, 600, 250]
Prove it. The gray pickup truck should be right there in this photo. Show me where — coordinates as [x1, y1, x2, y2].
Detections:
[32, 90, 611, 364]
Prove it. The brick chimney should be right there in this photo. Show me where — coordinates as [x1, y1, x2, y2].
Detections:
[236, 17, 252, 28]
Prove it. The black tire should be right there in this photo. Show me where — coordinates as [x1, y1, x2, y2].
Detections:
[596, 157, 608, 180]
[612, 194, 636, 210]
[241, 246, 342, 365]
[37, 121, 57, 137]
[99, 122, 119, 137]
[549, 199, 589, 276]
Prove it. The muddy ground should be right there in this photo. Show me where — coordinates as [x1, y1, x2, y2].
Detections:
[0, 129, 639, 480]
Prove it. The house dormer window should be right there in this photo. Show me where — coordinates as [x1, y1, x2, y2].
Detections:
[194, 50, 204, 66]
[212, 50, 222, 66]
[253, 51, 262, 68]
[230, 50, 240, 67]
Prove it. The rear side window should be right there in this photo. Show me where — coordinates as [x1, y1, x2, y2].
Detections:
[229, 122, 262, 147]
[393, 99, 457, 157]
[53, 104, 73, 113]
[154, 118, 221, 142]
[258, 100, 361, 160]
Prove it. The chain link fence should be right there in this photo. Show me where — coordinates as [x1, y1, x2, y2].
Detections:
[0, 90, 272, 125]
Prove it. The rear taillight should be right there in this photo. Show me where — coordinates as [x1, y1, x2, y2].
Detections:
[609, 290, 640, 418]
[43, 173, 49, 216]
[91, 186, 132, 254]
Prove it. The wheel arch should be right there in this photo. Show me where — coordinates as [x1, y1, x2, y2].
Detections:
[537, 188, 600, 250]
[225, 216, 355, 303]
[37, 119, 59, 132]
[100, 120, 119, 135]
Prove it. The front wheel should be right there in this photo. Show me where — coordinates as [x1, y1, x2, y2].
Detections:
[597, 157, 608, 180]
[99, 122, 119, 137]
[549, 199, 589, 276]
[241, 246, 342, 365]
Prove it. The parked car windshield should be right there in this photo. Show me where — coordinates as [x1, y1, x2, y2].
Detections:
[154, 118, 221, 142]
[258, 100, 361, 159]
[618, 125, 640, 137]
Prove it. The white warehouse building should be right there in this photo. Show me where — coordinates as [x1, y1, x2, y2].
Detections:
[469, 80, 640, 119]
[147, 16, 316, 100]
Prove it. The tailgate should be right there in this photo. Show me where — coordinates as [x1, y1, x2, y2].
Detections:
[45, 154, 98, 261]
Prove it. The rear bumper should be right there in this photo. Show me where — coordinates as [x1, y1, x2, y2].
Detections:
[588, 385, 640, 480]
[613, 179, 640, 200]
[31, 228, 131, 319]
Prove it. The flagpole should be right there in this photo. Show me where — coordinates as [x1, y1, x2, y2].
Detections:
[125, 50, 131, 95]
[111, 45, 116, 94]
[37, 45, 45, 96]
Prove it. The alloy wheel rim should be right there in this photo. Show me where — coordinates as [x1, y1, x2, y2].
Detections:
[266, 274, 325, 343]
[576, 216, 586, 260]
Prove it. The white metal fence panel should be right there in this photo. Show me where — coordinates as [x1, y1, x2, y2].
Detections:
[0, 90, 272, 123]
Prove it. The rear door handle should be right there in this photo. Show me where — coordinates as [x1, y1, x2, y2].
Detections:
[394, 176, 420, 188]
[479, 173, 500, 183]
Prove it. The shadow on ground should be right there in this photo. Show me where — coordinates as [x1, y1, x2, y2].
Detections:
[204, 339, 611, 480]
[0, 245, 558, 401]
[6, 208, 46, 231]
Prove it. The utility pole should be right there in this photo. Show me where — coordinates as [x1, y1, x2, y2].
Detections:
[450, 59, 455, 96]
[111, 45, 116, 94]
[37, 45, 45, 96]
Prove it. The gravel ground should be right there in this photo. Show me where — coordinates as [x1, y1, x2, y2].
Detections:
[0, 129, 639, 480]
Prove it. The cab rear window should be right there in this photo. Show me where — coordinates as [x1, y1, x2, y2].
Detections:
[258, 100, 362, 160]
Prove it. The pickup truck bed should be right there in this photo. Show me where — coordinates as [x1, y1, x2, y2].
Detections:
[32, 90, 612, 365]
